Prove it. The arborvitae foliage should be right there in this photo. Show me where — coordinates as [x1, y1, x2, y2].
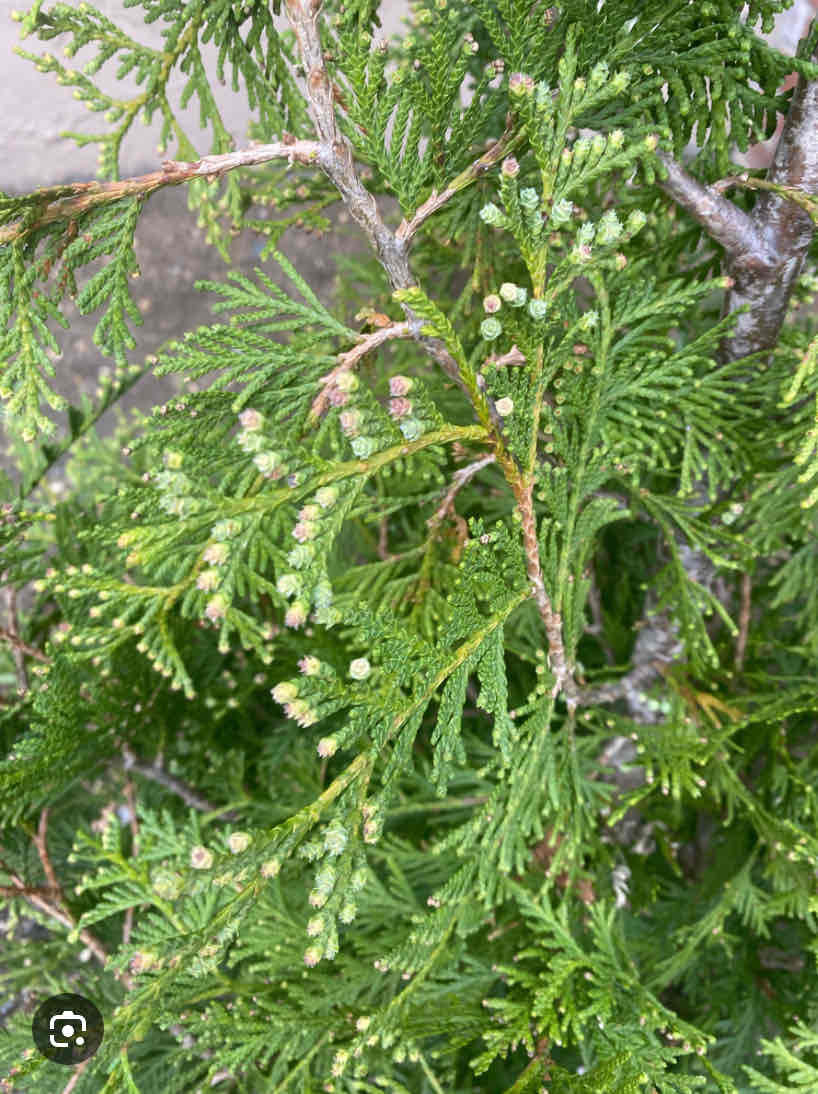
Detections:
[1, 2, 818, 1093]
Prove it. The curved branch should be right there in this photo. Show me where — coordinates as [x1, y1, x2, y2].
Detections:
[655, 149, 777, 272]
[0, 139, 322, 245]
[607, 51, 818, 722]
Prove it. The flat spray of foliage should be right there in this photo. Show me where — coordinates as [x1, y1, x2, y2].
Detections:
[1, 1, 818, 1092]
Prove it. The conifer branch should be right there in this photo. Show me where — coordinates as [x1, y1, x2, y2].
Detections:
[615, 65, 818, 720]
[655, 150, 776, 271]
[282, 0, 411, 288]
[720, 55, 818, 362]
[308, 320, 412, 423]
[0, 140, 322, 246]
[121, 746, 223, 815]
[282, 0, 512, 446]
[512, 476, 580, 713]
[658, 52, 818, 360]
[396, 122, 523, 245]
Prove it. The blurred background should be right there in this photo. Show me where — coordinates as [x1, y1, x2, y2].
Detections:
[0, 0, 816, 458]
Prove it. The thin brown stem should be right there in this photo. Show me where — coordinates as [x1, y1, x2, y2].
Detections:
[377, 516, 393, 562]
[426, 455, 497, 534]
[511, 476, 579, 712]
[308, 320, 411, 424]
[122, 746, 222, 814]
[3, 589, 31, 693]
[0, 846, 131, 987]
[0, 624, 49, 662]
[0, 139, 321, 245]
[60, 1058, 91, 1094]
[486, 918, 520, 941]
[485, 344, 527, 368]
[735, 570, 752, 676]
[122, 779, 139, 945]
[396, 122, 523, 244]
[34, 808, 62, 900]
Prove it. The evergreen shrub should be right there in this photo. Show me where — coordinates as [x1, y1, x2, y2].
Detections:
[1, 2, 818, 1092]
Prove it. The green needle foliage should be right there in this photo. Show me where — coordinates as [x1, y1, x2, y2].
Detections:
[1, 2, 818, 1093]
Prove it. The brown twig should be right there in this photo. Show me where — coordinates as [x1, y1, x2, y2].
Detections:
[0, 838, 132, 988]
[2, 589, 30, 693]
[60, 1057, 91, 1094]
[121, 746, 223, 815]
[531, 827, 596, 905]
[658, 55, 818, 364]
[486, 918, 520, 941]
[282, 0, 512, 447]
[511, 476, 580, 712]
[396, 123, 524, 244]
[735, 570, 752, 676]
[377, 516, 393, 562]
[0, 624, 49, 663]
[411, 456, 498, 598]
[308, 320, 412, 424]
[719, 64, 818, 363]
[33, 808, 62, 901]
[0, 139, 322, 246]
[0, 882, 61, 898]
[655, 150, 776, 273]
[122, 778, 139, 945]
[485, 344, 527, 368]
[426, 454, 497, 534]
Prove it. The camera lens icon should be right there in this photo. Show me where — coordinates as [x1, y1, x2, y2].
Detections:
[49, 1010, 87, 1048]
[32, 994, 103, 1065]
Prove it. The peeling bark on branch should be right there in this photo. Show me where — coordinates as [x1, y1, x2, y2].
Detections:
[0, 141, 321, 245]
[721, 66, 818, 362]
[604, 52, 818, 723]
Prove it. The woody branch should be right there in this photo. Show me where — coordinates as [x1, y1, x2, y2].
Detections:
[591, 47, 818, 718]
[0, 139, 322, 245]
[283, 0, 579, 706]
[1, 809, 132, 988]
[281, 0, 512, 443]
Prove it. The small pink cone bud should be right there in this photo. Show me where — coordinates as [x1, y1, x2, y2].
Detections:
[389, 375, 413, 397]
[285, 602, 308, 628]
[238, 408, 263, 430]
[190, 845, 214, 870]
